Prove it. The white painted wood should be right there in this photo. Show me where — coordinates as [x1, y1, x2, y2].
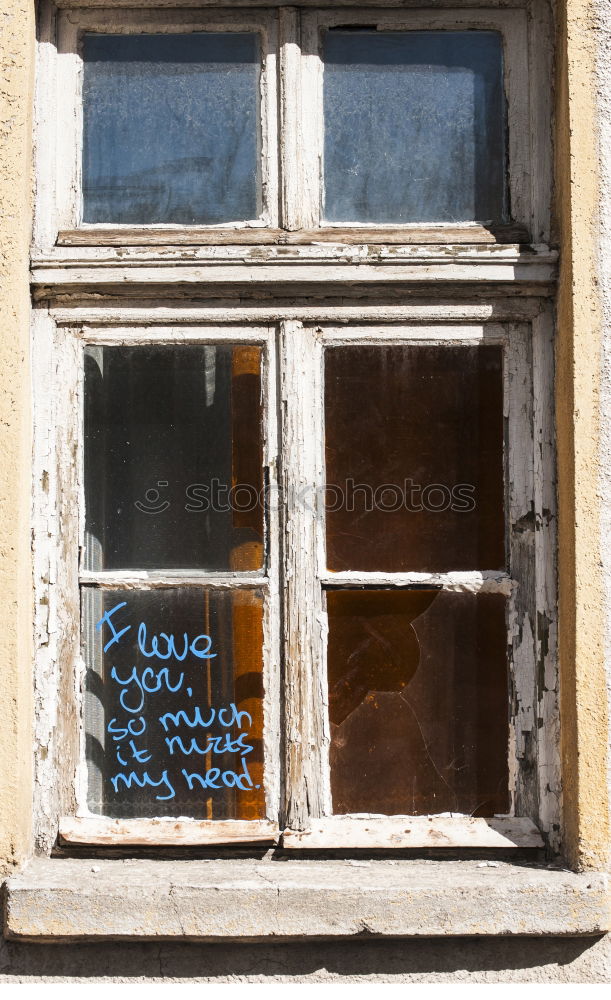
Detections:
[279, 320, 328, 828]
[532, 305, 561, 850]
[321, 572, 513, 595]
[319, 322, 509, 346]
[505, 324, 536, 818]
[32, 1, 59, 249]
[261, 326, 282, 823]
[32, 310, 84, 850]
[32, 0, 559, 853]
[56, 12, 81, 232]
[31, 261, 557, 290]
[278, 7, 302, 231]
[79, 571, 269, 589]
[52, 7, 279, 235]
[60, 817, 280, 846]
[37, 242, 557, 261]
[528, 0, 554, 243]
[282, 815, 544, 850]
[50, 301, 545, 327]
[77, 324, 272, 346]
[301, 6, 533, 233]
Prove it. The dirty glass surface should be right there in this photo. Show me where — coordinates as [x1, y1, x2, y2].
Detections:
[323, 30, 506, 224]
[84, 587, 265, 819]
[84, 344, 264, 571]
[326, 589, 509, 816]
[82, 33, 260, 224]
[324, 344, 505, 573]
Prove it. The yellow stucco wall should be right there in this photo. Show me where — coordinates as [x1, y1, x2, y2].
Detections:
[0, 0, 609, 874]
[0, 0, 34, 873]
[556, 0, 611, 871]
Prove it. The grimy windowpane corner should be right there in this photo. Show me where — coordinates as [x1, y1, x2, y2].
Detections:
[327, 589, 509, 816]
[324, 344, 505, 573]
[323, 31, 507, 224]
[82, 33, 260, 224]
[84, 587, 266, 820]
[84, 344, 264, 572]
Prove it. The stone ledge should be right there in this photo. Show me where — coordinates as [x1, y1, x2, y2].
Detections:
[3, 858, 609, 942]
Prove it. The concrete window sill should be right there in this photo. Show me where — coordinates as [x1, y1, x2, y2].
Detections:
[2, 858, 609, 942]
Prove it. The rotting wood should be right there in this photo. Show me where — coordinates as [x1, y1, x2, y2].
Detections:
[532, 306, 561, 851]
[56, 225, 532, 247]
[506, 325, 537, 819]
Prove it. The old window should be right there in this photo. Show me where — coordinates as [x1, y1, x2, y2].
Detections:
[32, 1, 557, 854]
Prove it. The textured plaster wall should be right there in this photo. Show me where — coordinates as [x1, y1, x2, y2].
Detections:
[0, 0, 34, 873]
[595, 0, 611, 840]
[555, 0, 611, 871]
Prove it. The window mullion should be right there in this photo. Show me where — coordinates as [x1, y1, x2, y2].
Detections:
[278, 5, 302, 231]
[299, 10, 322, 230]
[279, 319, 327, 829]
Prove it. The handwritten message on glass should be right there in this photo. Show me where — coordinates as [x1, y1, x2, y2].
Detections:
[84, 587, 265, 819]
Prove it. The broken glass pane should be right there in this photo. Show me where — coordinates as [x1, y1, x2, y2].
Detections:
[327, 589, 509, 816]
[84, 344, 264, 571]
[84, 587, 266, 819]
[325, 344, 504, 573]
[82, 33, 260, 224]
[323, 30, 506, 223]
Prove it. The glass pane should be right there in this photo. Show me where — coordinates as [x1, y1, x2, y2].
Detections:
[327, 589, 509, 816]
[325, 345, 504, 573]
[85, 344, 264, 571]
[84, 587, 265, 819]
[323, 31, 506, 224]
[82, 33, 260, 224]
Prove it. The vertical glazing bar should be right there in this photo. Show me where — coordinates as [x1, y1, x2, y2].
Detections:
[280, 320, 326, 828]
[278, 7, 301, 231]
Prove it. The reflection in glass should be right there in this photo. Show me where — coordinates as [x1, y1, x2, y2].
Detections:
[84, 587, 265, 819]
[84, 344, 264, 571]
[325, 344, 504, 573]
[83, 33, 260, 224]
[323, 31, 506, 223]
[327, 589, 509, 816]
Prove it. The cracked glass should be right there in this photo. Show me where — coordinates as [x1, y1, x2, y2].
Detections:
[327, 589, 509, 816]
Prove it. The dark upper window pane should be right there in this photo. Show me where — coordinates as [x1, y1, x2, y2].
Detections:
[82, 33, 260, 224]
[327, 589, 509, 816]
[84, 587, 265, 819]
[324, 345, 505, 573]
[84, 345, 264, 571]
[323, 31, 507, 224]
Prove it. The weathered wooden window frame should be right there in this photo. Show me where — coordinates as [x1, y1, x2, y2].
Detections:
[279, 316, 556, 849]
[43, 5, 280, 240]
[36, 1, 551, 248]
[31, 0, 558, 854]
[32, 308, 556, 851]
[296, 5, 531, 235]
